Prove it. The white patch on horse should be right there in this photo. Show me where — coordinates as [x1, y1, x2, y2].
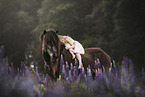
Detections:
[47, 45, 58, 61]
[52, 46, 57, 57]
[47, 49, 53, 57]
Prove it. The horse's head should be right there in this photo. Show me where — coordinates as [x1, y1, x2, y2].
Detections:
[40, 29, 59, 49]
[40, 29, 58, 42]
[40, 29, 60, 80]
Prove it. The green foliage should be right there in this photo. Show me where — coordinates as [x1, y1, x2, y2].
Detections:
[0, 0, 41, 68]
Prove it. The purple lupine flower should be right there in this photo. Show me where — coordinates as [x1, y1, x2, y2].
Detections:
[59, 54, 64, 75]
[112, 60, 118, 82]
[128, 59, 134, 74]
[61, 64, 65, 79]
[97, 59, 102, 80]
[66, 61, 69, 69]
[74, 58, 78, 68]
[35, 66, 41, 83]
[68, 70, 73, 82]
[87, 66, 92, 81]
[70, 63, 74, 76]
[74, 63, 79, 76]
[17, 68, 20, 77]
[73, 66, 78, 81]
[121, 57, 129, 78]
[102, 66, 109, 85]
[123, 56, 129, 68]
[41, 74, 46, 85]
[3, 60, 9, 75]
[97, 59, 101, 68]
[45, 74, 50, 87]
[94, 60, 98, 69]
[109, 63, 113, 80]
[95, 69, 98, 80]
[20, 62, 26, 76]
[97, 68, 102, 80]
[9, 63, 14, 77]
[128, 59, 135, 88]
[121, 57, 133, 88]
[80, 67, 86, 81]
[60, 54, 64, 65]
[25, 66, 31, 77]
[65, 61, 69, 79]
[113, 60, 118, 73]
[102, 66, 106, 79]
[110, 62, 116, 80]
[45, 74, 50, 80]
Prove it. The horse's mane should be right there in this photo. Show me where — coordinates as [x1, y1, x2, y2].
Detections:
[40, 29, 61, 80]
[40, 29, 60, 51]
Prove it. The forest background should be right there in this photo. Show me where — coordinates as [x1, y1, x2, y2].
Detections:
[0, 0, 145, 72]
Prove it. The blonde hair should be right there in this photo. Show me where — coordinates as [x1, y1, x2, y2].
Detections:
[58, 35, 69, 44]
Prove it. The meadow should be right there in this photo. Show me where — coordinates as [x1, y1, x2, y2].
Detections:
[0, 49, 145, 97]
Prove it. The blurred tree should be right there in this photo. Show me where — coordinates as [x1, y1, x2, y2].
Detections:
[111, 0, 145, 70]
[27, 0, 145, 71]
[0, 0, 41, 68]
[1, 0, 145, 71]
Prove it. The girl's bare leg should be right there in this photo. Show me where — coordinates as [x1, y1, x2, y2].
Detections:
[76, 53, 83, 69]
[69, 49, 75, 59]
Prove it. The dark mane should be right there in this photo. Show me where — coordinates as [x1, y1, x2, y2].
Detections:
[46, 31, 59, 47]
[41, 29, 60, 51]
[40, 29, 60, 80]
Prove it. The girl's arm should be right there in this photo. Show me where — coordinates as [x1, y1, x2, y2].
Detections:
[65, 37, 75, 49]
[65, 42, 75, 50]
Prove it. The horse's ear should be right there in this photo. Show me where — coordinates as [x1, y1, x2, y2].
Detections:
[43, 30, 47, 35]
[40, 30, 46, 43]
[56, 30, 58, 33]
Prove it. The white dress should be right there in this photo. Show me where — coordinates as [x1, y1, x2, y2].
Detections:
[59, 35, 85, 54]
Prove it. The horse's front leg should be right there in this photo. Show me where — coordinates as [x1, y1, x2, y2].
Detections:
[47, 48, 58, 81]
[42, 51, 50, 71]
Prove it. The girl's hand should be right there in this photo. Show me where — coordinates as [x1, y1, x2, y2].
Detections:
[65, 46, 74, 50]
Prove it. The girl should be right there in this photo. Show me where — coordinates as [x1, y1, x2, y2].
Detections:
[58, 35, 85, 69]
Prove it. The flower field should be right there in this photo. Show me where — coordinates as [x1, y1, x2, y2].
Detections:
[0, 49, 145, 97]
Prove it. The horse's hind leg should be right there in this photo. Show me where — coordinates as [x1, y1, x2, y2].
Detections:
[90, 63, 95, 79]
[83, 64, 88, 76]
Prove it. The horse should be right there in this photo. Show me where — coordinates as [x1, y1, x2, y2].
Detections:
[40, 29, 111, 80]
[40, 29, 60, 80]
